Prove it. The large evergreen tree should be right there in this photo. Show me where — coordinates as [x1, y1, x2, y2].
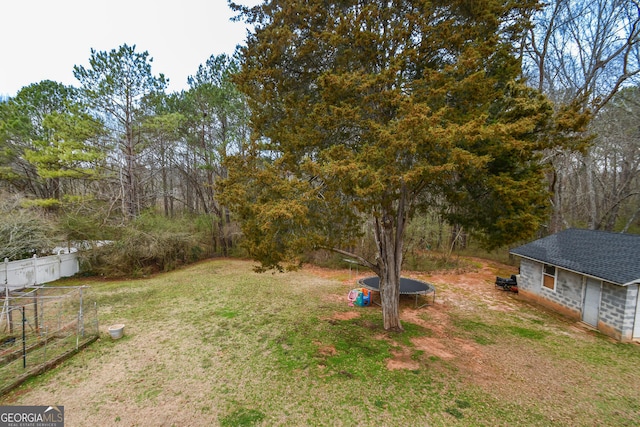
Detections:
[225, 0, 557, 331]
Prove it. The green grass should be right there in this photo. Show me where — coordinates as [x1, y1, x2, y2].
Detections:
[221, 408, 266, 427]
[451, 317, 499, 345]
[2, 259, 639, 426]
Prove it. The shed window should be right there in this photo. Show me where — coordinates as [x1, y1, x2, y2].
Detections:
[543, 264, 556, 291]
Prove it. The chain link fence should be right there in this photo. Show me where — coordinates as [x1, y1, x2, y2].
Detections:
[0, 286, 98, 395]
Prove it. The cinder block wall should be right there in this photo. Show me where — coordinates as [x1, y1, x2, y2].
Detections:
[518, 259, 639, 341]
[599, 283, 638, 341]
[517, 258, 581, 319]
[518, 258, 541, 294]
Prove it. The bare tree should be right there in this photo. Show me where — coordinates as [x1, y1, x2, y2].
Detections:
[524, 0, 640, 232]
[590, 88, 640, 231]
[180, 54, 248, 255]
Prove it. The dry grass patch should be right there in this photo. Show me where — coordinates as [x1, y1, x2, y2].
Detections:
[0, 258, 638, 426]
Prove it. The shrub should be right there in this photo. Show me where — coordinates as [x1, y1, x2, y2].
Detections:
[0, 193, 56, 260]
[81, 212, 208, 277]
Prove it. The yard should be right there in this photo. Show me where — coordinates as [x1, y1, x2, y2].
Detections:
[1, 258, 639, 426]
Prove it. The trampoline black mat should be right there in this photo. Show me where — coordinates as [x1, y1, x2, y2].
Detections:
[358, 276, 435, 295]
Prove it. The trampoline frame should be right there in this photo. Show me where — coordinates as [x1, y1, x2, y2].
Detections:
[357, 276, 436, 308]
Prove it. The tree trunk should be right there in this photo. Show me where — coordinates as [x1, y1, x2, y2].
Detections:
[218, 216, 228, 256]
[374, 185, 408, 332]
[622, 205, 640, 233]
[378, 238, 402, 331]
[161, 141, 170, 217]
[584, 151, 598, 230]
[548, 167, 564, 234]
[122, 116, 139, 219]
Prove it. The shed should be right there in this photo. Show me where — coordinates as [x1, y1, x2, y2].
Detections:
[510, 228, 640, 341]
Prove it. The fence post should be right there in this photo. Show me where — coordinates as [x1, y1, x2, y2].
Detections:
[43, 326, 48, 365]
[32, 254, 38, 286]
[33, 290, 39, 334]
[78, 287, 84, 343]
[3, 258, 10, 334]
[39, 290, 44, 335]
[22, 306, 26, 369]
[7, 306, 13, 335]
[94, 302, 99, 337]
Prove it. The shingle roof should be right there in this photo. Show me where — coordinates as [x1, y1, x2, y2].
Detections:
[510, 228, 640, 286]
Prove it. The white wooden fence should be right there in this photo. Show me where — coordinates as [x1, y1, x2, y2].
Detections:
[1, 252, 80, 291]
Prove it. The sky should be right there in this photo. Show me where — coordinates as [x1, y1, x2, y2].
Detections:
[0, 0, 262, 97]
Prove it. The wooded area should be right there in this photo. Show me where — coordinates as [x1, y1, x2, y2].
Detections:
[0, 1, 639, 295]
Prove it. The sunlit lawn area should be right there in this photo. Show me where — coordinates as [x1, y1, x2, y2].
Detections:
[1, 258, 639, 426]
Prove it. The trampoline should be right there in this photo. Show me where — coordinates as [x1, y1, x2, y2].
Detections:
[357, 276, 436, 308]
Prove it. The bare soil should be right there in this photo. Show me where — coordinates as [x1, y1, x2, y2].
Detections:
[324, 259, 612, 405]
[322, 260, 510, 373]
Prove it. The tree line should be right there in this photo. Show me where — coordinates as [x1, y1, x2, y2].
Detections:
[0, 46, 247, 272]
[0, 0, 638, 286]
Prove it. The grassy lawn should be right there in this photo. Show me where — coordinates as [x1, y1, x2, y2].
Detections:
[1, 258, 639, 426]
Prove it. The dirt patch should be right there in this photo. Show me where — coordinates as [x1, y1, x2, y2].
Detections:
[329, 311, 360, 321]
[309, 258, 517, 374]
[402, 305, 451, 336]
[411, 337, 456, 360]
[321, 261, 506, 374]
[367, 258, 605, 412]
[305, 259, 540, 394]
[321, 292, 347, 304]
[386, 347, 420, 370]
[371, 259, 517, 374]
[315, 341, 338, 356]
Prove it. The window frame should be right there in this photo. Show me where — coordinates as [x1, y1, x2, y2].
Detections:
[542, 264, 557, 292]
